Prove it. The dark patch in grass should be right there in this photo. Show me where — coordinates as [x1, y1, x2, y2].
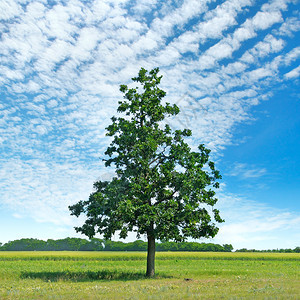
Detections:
[20, 270, 172, 282]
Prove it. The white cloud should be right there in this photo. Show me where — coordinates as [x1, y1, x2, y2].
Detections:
[276, 17, 300, 37]
[222, 62, 248, 75]
[0, 66, 24, 81]
[213, 194, 300, 250]
[233, 26, 256, 42]
[0, 0, 21, 20]
[0, 158, 104, 225]
[284, 65, 300, 79]
[131, 0, 158, 15]
[25, 2, 46, 19]
[228, 163, 267, 179]
[33, 125, 48, 135]
[261, 0, 290, 12]
[47, 99, 58, 108]
[251, 35, 285, 58]
[251, 11, 283, 30]
[206, 42, 235, 60]
[198, 7, 236, 40]
[248, 67, 273, 81]
[88, 0, 111, 23]
[71, 27, 100, 60]
[43, 4, 78, 40]
[284, 47, 300, 66]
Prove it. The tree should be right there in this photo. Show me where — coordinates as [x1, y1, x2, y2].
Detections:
[69, 67, 223, 277]
[294, 247, 300, 253]
[223, 244, 234, 252]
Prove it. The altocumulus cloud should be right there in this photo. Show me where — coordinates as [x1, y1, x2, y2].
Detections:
[0, 0, 299, 248]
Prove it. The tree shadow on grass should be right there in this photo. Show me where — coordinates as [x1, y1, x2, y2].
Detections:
[20, 270, 172, 282]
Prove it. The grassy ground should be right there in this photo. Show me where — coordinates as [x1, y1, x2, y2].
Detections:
[0, 251, 299, 299]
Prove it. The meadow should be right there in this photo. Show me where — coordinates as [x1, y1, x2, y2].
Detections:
[0, 251, 299, 299]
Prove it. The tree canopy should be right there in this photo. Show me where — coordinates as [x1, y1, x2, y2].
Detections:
[69, 67, 224, 276]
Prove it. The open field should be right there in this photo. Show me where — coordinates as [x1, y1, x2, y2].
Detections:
[0, 251, 299, 299]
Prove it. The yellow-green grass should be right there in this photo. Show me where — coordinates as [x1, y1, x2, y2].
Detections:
[0, 251, 299, 299]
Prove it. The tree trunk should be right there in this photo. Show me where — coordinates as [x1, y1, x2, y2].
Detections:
[146, 234, 155, 277]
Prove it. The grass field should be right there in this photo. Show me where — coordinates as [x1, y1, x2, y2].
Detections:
[0, 251, 299, 299]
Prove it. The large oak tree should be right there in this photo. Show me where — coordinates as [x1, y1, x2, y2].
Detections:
[69, 67, 223, 277]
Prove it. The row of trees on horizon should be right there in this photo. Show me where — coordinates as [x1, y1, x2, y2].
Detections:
[236, 247, 300, 253]
[0, 238, 234, 252]
[0, 238, 299, 253]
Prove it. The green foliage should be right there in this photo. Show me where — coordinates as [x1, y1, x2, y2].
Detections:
[0, 238, 104, 251]
[69, 67, 223, 243]
[223, 244, 234, 252]
[0, 239, 47, 251]
[236, 247, 300, 253]
[1, 238, 298, 254]
[0, 238, 232, 252]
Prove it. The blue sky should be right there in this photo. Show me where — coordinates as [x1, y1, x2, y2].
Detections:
[0, 0, 299, 250]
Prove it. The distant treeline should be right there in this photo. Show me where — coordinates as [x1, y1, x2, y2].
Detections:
[236, 247, 300, 253]
[0, 238, 233, 252]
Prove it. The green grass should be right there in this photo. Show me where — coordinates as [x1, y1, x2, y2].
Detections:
[0, 252, 299, 299]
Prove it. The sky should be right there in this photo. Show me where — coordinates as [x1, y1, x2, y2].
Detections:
[0, 0, 299, 250]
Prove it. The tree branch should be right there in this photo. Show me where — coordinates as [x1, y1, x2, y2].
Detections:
[153, 190, 177, 206]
